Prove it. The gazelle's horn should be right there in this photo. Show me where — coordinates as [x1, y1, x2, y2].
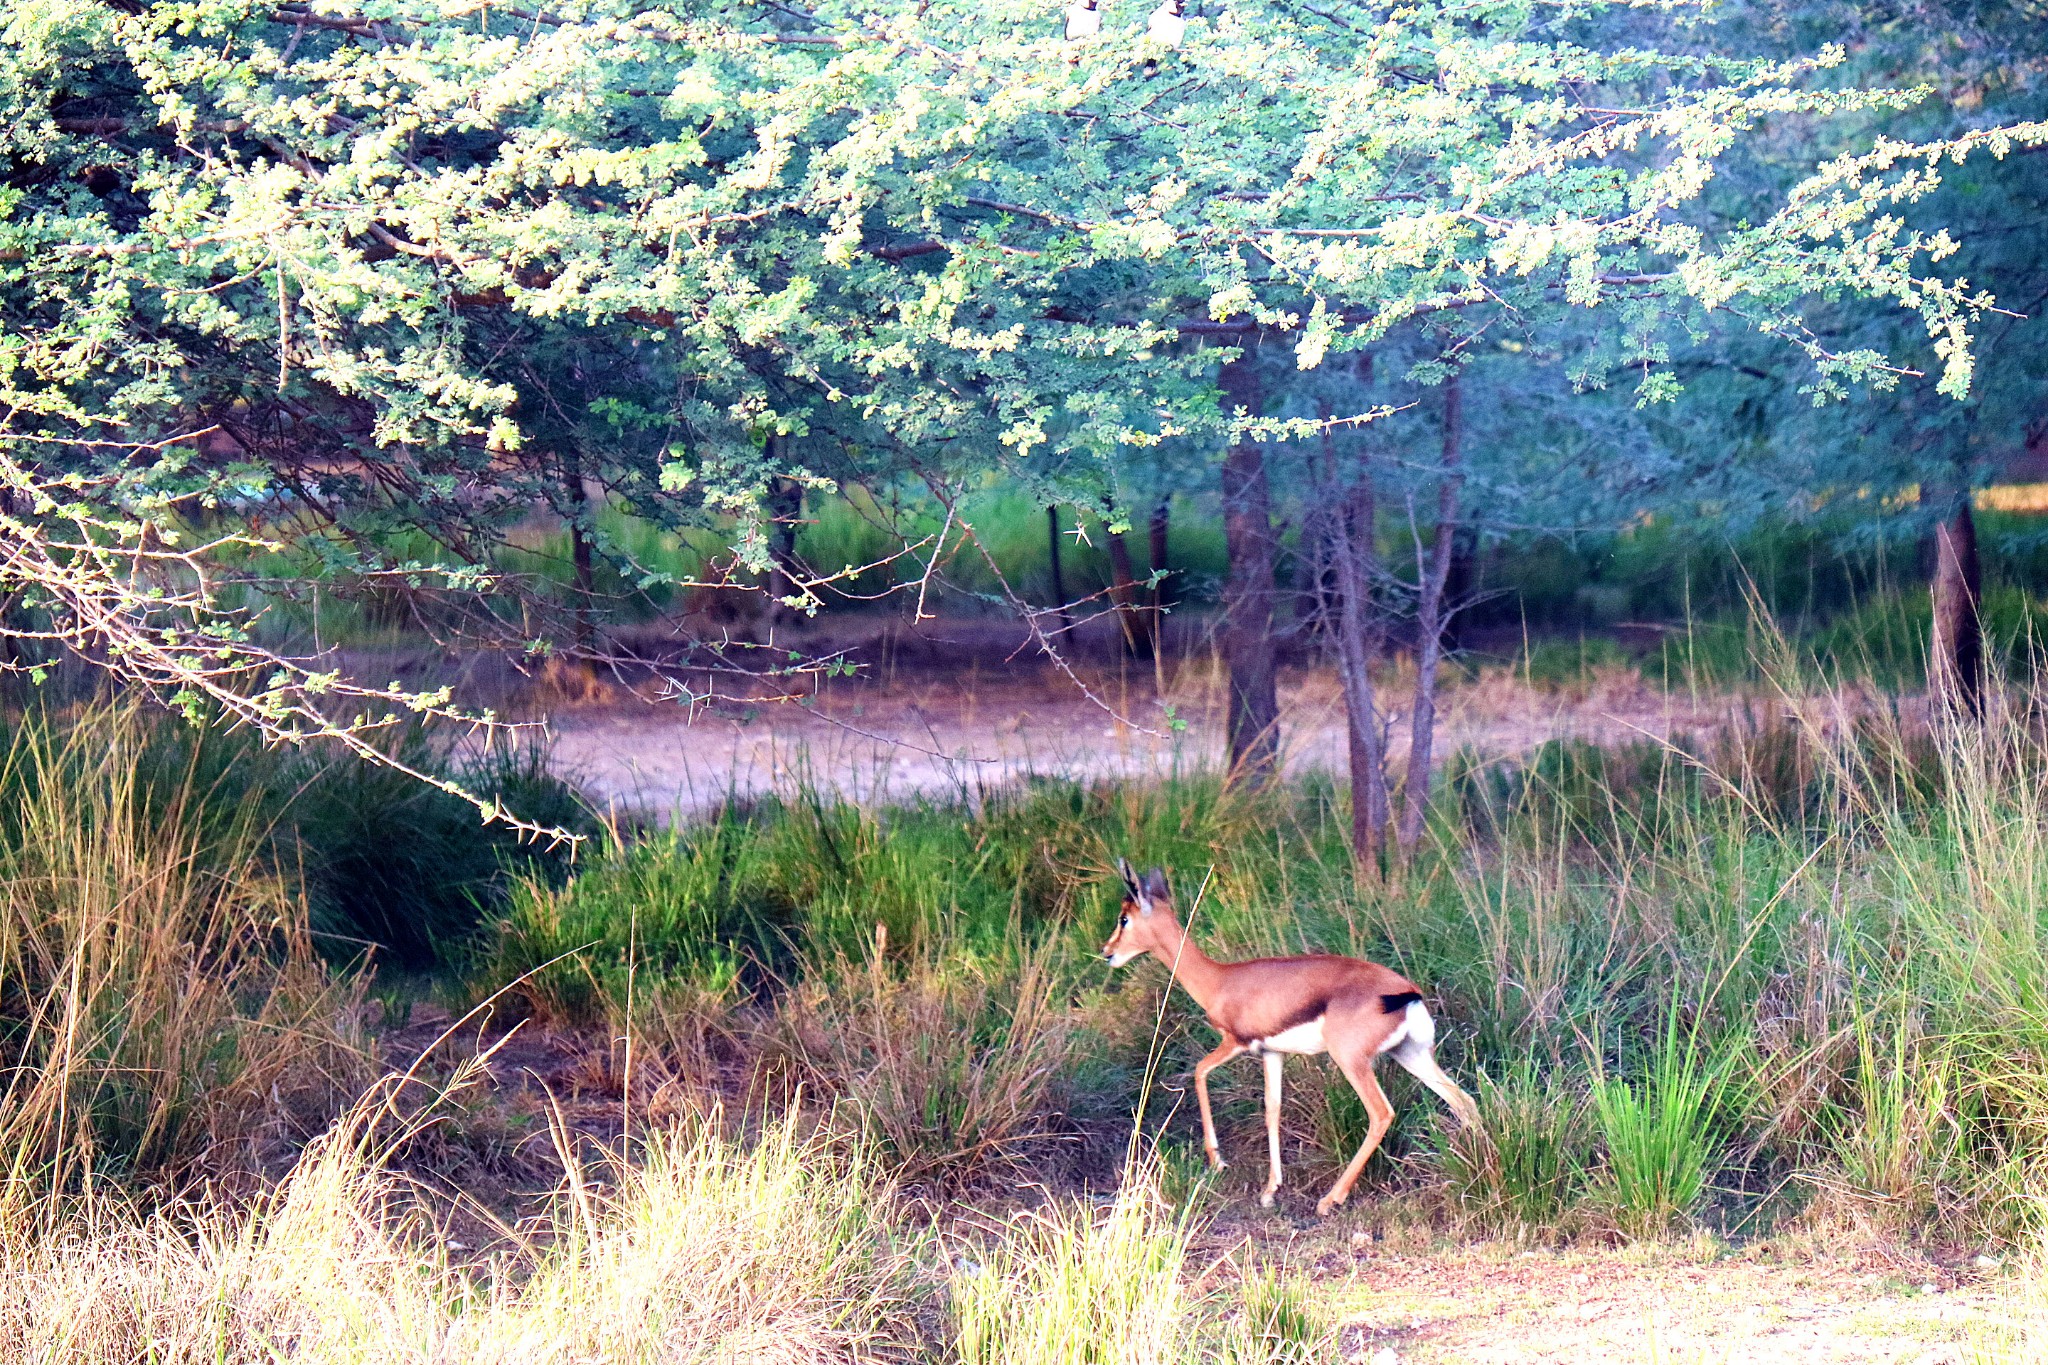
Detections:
[1115, 856, 1148, 907]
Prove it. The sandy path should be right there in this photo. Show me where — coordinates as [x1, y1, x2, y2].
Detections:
[1317, 1240, 2006, 1364]
[544, 661, 1731, 819]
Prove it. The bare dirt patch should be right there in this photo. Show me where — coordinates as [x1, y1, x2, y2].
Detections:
[1190, 1218, 2012, 1364]
[539, 620, 1735, 818]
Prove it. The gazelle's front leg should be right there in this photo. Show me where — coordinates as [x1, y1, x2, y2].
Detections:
[1260, 1051, 1285, 1207]
[1192, 1038, 1245, 1170]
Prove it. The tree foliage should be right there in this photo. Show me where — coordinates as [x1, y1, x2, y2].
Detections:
[3, 0, 2042, 797]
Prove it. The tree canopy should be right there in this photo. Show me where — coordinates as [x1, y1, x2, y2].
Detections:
[5, 0, 2044, 805]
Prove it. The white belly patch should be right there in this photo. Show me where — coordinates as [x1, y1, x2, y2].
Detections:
[1252, 1016, 1327, 1055]
[1245, 1000, 1431, 1059]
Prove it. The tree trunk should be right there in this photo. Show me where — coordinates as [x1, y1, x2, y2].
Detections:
[1102, 519, 1156, 658]
[1440, 524, 1477, 653]
[1397, 374, 1464, 860]
[1046, 505, 1074, 637]
[1219, 352, 1281, 784]
[1329, 467, 1391, 872]
[765, 469, 805, 626]
[1149, 497, 1173, 612]
[1929, 493, 1984, 718]
[564, 446, 598, 659]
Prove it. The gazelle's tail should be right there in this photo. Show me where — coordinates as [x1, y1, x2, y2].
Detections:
[1389, 1004, 1480, 1128]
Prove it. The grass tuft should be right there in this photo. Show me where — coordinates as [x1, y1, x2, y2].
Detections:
[767, 939, 1075, 1184]
[1215, 1266, 1335, 1365]
[1587, 1013, 1748, 1240]
[952, 1170, 1195, 1365]
[1438, 1059, 1590, 1238]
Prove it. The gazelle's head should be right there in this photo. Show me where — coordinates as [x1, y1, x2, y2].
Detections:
[1103, 858, 1175, 967]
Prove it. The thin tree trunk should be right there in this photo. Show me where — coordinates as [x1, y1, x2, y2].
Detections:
[1148, 496, 1173, 693]
[1101, 519, 1155, 658]
[765, 470, 805, 626]
[1397, 374, 1464, 860]
[1149, 498, 1173, 611]
[1219, 352, 1281, 783]
[1930, 492, 1984, 718]
[1330, 464, 1391, 873]
[1440, 524, 1477, 653]
[1046, 505, 1074, 638]
[564, 446, 597, 659]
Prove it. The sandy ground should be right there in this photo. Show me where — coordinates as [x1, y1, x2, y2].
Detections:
[545, 651, 1728, 820]
[1305, 1239, 2011, 1364]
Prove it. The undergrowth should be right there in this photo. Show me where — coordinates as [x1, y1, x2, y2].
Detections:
[466, 666, 2048, 1244]
[16, 647, 2048, 1358]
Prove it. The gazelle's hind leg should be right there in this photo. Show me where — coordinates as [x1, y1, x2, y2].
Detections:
[1317, 1049, 1394, 1217]
[1388, 1008, 1479, 1128]
[1260, 1051, 1285, 1207]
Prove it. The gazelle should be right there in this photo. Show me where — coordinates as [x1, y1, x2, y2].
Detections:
[1103, 860, 1478, 1215]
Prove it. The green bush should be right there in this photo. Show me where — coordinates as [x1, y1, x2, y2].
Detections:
[99, 711, 589, 967]
[1438, 1060, 1591, 1237]
[472, 809, 794, 1026]
[1588, 1015, 1749, 1240]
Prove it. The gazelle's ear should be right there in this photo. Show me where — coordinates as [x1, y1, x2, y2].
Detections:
[1143, 867, 1171, 902]
[1116, 856, 1153, 914]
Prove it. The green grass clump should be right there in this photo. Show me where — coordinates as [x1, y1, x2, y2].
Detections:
[1215, 1268, 1335, 1365]
[1438, 1059, 1591, 1237]
[1825, 1018, 1963, 1230]
[1588, 1015, 1748, 1240]
[474, 809, 794, 1027]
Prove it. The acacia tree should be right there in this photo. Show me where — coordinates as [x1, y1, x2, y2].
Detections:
[3, 0, 2042, 815]
[1620, 0, 2048, 716]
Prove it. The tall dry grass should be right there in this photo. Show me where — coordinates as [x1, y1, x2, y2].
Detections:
[765, 938, 1076, 1184]
[0, 707, 366, 1199]
[0, 1104, 927, 1364]
[951, 1172, 1196, 1365]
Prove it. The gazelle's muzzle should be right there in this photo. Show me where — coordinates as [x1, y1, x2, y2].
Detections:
[1102, 937, 1141, 968]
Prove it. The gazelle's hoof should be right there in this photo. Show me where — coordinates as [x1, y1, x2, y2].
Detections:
[1316, 1193, 1344, 1217]
[1259, 1190, 1276, 1209]
[1205, 1152, 1227, 1172]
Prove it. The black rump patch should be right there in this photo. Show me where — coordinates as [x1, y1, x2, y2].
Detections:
[1379, 990, 1424, 1014]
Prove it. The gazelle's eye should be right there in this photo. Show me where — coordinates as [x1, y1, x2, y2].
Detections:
[1119, 915, 1130, 928]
